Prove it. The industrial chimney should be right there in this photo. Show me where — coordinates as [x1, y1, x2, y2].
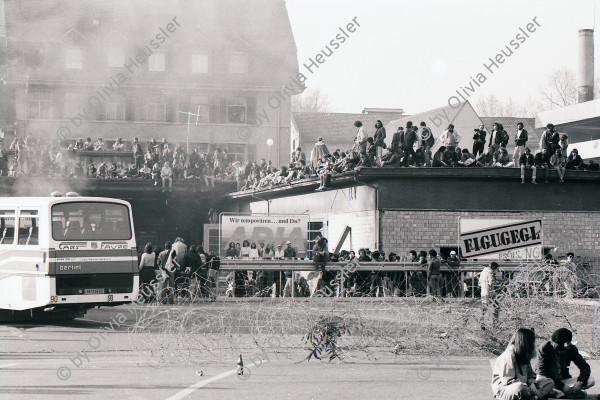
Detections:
[578, 29, 594, 103]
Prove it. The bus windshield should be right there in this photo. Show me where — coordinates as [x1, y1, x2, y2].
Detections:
[52, 202, 132, 241]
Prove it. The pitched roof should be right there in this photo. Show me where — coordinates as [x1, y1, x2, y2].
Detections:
[294, 111, 406, 148]
[386, 102, 469, 132]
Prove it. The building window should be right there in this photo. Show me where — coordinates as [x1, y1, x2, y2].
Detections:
[226, 143, 247, 163]
[188, 95, 210, 123]
[149, 53, 165, 72]
[146, 95, 166, 121]
[28, 90, 52, 118]
[228, 52, 248, 74]
[107, 94, 127, 121]
[107, 47, 125, 68]
[63, 91, 81, 118]
[227, 97, 246, 124]
[192, 53, 209, 74]
[65, 48, 83, 69]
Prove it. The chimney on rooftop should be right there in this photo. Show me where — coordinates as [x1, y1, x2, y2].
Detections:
[577, 29, 594, 103]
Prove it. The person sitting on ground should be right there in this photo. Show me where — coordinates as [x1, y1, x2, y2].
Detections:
[519, 147, 537, 185]
[493, 147, 514, 167]
[443, 145, 458, 167]
[108, 162, 118, 179]
[94, 138, 106, 151]
[536, 328, 595, 399]
[112, 137, 125, 151]
[408, 147, 426, 167]
[97, 162, 108, 179]
[431, 146, 448, 167]
[342, 151, 360, 171]
[457, 148, 476, 167]
[87, 162, 97, 178]
[83, 137, 94, 151]
[565, 149, 585, 170]
[74, 138, 84, 150]
[476, 148, 495, 167]
[549, 148, 566, 183]
[381, 147, 403, 167]
[316, 156, 333, 191]
[534, 150, 550, 183]
[492, 328, 554, 400]
[366, 137, 377, 166]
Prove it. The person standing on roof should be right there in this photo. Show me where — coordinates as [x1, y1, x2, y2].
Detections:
[310, 137, 330, 168]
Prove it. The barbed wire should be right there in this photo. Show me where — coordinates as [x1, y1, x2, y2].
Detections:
[127, 262, 600, 371]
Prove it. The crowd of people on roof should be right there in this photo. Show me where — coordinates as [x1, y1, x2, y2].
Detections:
[1, 120, 597, 190]
[238, 120, 599, 192]
[0, 134, 244, 190]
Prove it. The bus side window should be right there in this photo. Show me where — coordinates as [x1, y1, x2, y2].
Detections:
[0, 216, 16, 245]
[18, 215, 39, 245]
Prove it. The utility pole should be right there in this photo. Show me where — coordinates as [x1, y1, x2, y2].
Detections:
[177, 105, 202, 155]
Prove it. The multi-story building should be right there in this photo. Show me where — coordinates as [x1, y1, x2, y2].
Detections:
[3, 0, 300, 165]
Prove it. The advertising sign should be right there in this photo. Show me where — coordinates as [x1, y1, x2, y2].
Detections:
[459, 218, 543, 259]
[220, 214, 309, 257]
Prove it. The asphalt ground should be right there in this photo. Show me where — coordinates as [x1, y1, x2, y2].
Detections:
[0, 303, 599, 400]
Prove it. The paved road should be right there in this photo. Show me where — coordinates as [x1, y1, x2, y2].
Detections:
[0, 305, 598, 399]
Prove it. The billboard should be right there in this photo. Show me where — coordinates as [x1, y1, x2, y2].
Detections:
[459, 218, 543, 259]
[219, 214, 309, 257]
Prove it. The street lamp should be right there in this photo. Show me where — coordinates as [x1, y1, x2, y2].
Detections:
[267, 138, 273, 162]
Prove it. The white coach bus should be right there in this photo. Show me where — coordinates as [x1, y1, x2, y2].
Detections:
[0, 193, 138, 320]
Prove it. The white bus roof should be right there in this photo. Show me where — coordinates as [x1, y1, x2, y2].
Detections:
[0, 197, 131, 208]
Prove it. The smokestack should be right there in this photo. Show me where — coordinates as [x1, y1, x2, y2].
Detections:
[578, 29, 594, 103]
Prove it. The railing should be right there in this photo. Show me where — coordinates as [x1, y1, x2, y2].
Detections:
[213, 259, 598, 299]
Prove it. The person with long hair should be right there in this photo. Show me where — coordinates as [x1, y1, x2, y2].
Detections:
[138, 242, 156, 302]
[240, 240, 251, 259]
[225, 242, 237, 258]
[491, 328, 553, 400]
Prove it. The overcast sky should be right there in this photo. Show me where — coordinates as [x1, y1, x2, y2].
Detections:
[286, 0, 599, 114]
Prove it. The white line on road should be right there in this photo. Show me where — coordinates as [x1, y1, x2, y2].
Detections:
[165, 367, 239, 400]
[166, 358, 268, 400]
[0, 363, 19, 368]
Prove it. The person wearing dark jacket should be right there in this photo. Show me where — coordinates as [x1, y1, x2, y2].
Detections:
[536, 328, 595, 398]
[183, 245, 203, 297]
[373, 120, 386, 166]
[206, 252, 220, 300]
[513, 122, 528, 168]
[401, 126, 418, 166]
[427, 249, 442, 299]
[390, 127, 404, 153]
[488, 123, 509, 158]
[519, 147, 537, 185]
[472, 125, 487, 157]
[566, 149, 585, 170]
